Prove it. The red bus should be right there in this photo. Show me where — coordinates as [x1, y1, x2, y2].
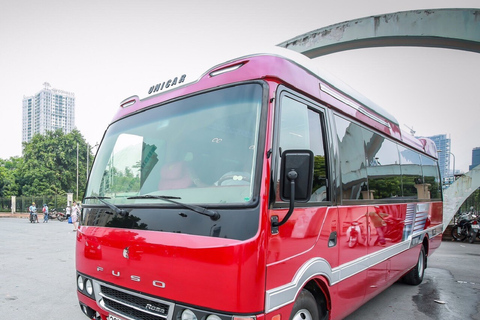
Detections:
[76, 49, 443, 320]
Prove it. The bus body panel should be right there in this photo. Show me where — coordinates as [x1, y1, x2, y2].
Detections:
[265, 200, 443, 319]
[76, 226, 267, 313]
[331, 271, 368, 319]
[266, 207, 337, 287]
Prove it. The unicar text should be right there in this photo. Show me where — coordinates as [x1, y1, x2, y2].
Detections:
[148, 74, 186, 95]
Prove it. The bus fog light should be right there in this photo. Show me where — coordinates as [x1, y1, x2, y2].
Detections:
[77, 275, 84, 291]
[181, 309, 197, 320]
[85, 279, 94, 295]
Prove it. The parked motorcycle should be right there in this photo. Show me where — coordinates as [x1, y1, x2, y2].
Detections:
[57, 210, 70, 222]
[29, 212, 38, 223]
[451, 212, 473, 242]
[48, 209, 60, 220]
[468, 214, 479, 243]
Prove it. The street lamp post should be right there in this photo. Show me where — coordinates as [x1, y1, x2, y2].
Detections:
[450, 152, 456, 184]
[437, 150, 456, 185]
[76, 142, 79, 201]
[86, 142, 99, 180]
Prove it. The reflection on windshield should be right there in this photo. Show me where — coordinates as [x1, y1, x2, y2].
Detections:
[85, 84, 263, 205]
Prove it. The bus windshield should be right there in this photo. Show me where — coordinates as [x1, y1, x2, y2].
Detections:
[85, 83, 263, 206]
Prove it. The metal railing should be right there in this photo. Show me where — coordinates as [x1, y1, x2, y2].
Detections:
[0, 195, 68, 213]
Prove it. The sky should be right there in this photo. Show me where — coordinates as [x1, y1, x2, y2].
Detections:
[1, 0, 479, 172]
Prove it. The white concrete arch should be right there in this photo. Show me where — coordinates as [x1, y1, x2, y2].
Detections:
[278, 8, 480, 57]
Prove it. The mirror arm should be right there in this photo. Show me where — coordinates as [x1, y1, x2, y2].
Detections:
[272, 170, 297, 228]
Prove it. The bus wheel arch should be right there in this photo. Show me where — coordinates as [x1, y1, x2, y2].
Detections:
[402, 242, 427, 285]
[422, 235, 429, 269]
[289, 279, 330, 320]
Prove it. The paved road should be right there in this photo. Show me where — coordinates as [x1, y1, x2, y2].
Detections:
[1, 218, 479, 320]
[0, 217, 85, 319]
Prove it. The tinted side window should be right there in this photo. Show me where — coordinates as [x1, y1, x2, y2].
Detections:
[420, 155, 442, 200]
[279, 96, 310, 151]
[334, 115, 367, 200]
[365, 134, 402, 199]
[398, 146, 422, 199]
[278, 95, 328, 202]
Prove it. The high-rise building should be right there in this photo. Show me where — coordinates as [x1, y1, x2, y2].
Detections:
[470, 147, 480, 170]
[424, 134, 451, 183]
[22, 82, 75, 144]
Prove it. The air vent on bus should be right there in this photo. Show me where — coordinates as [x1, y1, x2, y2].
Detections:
[120, 96, 139, 108]
[209, 63, 244, 77]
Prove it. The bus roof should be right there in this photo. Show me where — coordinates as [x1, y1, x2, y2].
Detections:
[116, 47, 437, 159]
[255, 48, 399, 126]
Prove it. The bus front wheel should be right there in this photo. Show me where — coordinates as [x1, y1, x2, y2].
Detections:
[290, 289, 319, 320]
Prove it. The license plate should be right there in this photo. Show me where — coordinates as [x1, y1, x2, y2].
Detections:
[107, 315, 123, 320]
[472, 224, 479, 230]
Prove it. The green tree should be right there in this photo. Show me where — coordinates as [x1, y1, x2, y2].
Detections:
[21, 129, 93, 199]
[0, 157, 22, 197]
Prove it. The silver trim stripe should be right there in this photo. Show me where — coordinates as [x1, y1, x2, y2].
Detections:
[265, 258, 335, 313]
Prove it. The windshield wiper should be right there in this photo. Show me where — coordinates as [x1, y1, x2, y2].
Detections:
[127, 195, 220, 221]
[84, 196, 128, 217]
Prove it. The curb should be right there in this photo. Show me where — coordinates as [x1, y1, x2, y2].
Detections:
[0, 213, 44, 219]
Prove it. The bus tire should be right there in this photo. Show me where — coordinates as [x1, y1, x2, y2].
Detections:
[290, 289, 319, 320]
[403, 245, 426, 285]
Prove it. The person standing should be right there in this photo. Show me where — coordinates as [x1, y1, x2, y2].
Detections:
[71, 201, 79, 231]
[65, 205, 71, 220]
[42, 204, 49, 223]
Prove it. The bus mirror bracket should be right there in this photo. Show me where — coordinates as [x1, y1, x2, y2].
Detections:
[272, 150, 313, 230]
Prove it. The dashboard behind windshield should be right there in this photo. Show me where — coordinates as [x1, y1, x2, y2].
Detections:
[85, 84, 264, 207]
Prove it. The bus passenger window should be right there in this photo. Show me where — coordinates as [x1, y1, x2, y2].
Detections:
[365, 134, 402, 199]
[420, 155, 441, 200]
[278, 95, 328, 202]
[334, 115, 368, 200]
[398, 146, 423, 199]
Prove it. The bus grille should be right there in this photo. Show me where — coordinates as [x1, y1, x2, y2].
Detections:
[99, 284, 172, 320]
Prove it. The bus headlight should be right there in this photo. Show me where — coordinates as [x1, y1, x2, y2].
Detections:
[181, 309, 197, 320]
[77, 275, 84, 291]
[85, 279, 94, 295]
[206, 315, 222, 320]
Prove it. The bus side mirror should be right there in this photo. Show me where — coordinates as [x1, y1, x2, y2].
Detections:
[272, 150, 313, 229]
[280, 150, 314, 202]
